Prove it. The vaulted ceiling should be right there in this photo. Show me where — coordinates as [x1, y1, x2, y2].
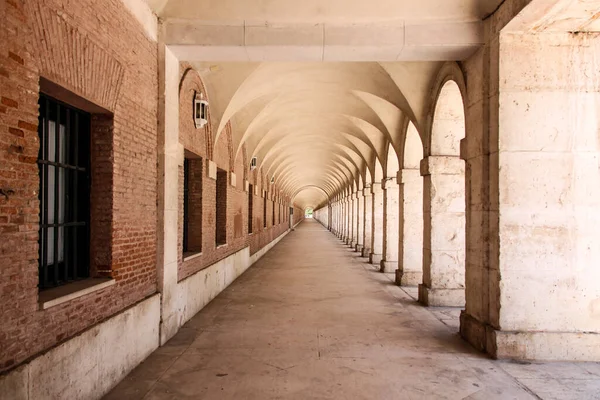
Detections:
[144, 0, 503, 209]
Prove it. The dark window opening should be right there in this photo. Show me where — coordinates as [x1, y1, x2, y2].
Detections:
[248, 184, 253, 234]
[216, 168, 227, 246]
[272, 200, 275, 226]
[183, 155, 203, 257]
[38, 94, 91, 290]
[263, 194, 267, 228]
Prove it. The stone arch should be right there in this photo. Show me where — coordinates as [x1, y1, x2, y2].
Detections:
[403, 122, 424, 169]
[424, 62, 468, 157]
[179, 65, 213, 160]
[397, 121, 425, 286]
[374, 157, 384, 183]
[419, 62, 467, 308]
[386, 143, 400, 178]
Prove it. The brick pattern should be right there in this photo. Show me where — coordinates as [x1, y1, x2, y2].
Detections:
[177, 67, 295, 281]
[90, 114, 113, 277]
[0, 0, 305, 375]
[0, 0, 157, 372]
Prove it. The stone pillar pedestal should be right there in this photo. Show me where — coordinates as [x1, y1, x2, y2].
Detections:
[380, 177, 399, 274]
[397, 169, 423, 286]
[419, 156, 465, 307]
[369, 182, 384, 265]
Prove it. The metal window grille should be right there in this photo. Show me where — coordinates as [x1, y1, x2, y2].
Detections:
[38, 94, 91, 290]
[248, 184, 253, 233]
[183, 158, 190, 253]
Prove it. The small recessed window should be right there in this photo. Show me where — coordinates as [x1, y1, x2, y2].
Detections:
[37, 95, 90, 289]
[263, 194, 267, 228]
[183, 155, 203, 257]
[216, 168, 227, 246]
[250, 157, 257, 170]
[248, 184, 254, 234]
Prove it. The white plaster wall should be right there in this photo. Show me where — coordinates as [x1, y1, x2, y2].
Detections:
[0, 295, 161, 400]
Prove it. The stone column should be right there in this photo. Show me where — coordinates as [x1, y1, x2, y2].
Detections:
[380, 177, 400, 273]
[356, 192, 365, 253]
[331, 202, 336, 233]
[337, 199, 342, 238]
[349, 193, 357, 247]
[339, 198, 345, 239]
[335, 201, 340, 236]
[362, 188, 373, 258]
[344, 196, 350, 242]
[338, 200, 343, 239]
[396, 169, 424, 286]
[369, 182, 384, 265]
[460, 30, 600, 361]
[419, 155, 465, 307]
[345, 196, 351, 244]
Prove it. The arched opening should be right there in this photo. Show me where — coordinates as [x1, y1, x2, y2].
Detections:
[397, 122, 424, 288]
[369, 157, 385, 264]
[419, 79, 466, 313]
[305, 207, 314, 218]
[380, 143, 400, 273]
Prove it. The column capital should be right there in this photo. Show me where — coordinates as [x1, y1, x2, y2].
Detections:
[363, 188, 372, 197]
[382, 177, 398, 190]
[420, 155, 464, 176]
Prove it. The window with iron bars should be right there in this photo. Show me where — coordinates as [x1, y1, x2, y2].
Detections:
[37, 94, 91, 290]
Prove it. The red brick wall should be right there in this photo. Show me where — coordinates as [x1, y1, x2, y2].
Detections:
[0, 1, 304, 374]
[0, 0, 157, 372]
[177, 65, 294, 281]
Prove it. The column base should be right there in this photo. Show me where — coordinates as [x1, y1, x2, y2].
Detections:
[460, 312, 600, 361]
[418, 284, 464, 307]
[355, 244, 363, 253]
[361, 247, 370, 258]
[379, 260, 397, 273]
[350, 240, 356, 248]
[369, 253, 382, 265]
[395, 270, 422, 286]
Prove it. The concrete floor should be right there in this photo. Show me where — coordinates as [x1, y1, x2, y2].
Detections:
[105, 220, 600, 400]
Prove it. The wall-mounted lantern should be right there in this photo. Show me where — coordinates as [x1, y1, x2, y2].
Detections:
[194, 91, 208, 129]
[270, 176, 275, 184]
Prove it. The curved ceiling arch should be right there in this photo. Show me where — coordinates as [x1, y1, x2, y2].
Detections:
[274, 157, 355, 194]
[216, 62, 417, 141]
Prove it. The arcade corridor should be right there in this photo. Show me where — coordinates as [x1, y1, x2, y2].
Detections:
[105, 220, 600, 399]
